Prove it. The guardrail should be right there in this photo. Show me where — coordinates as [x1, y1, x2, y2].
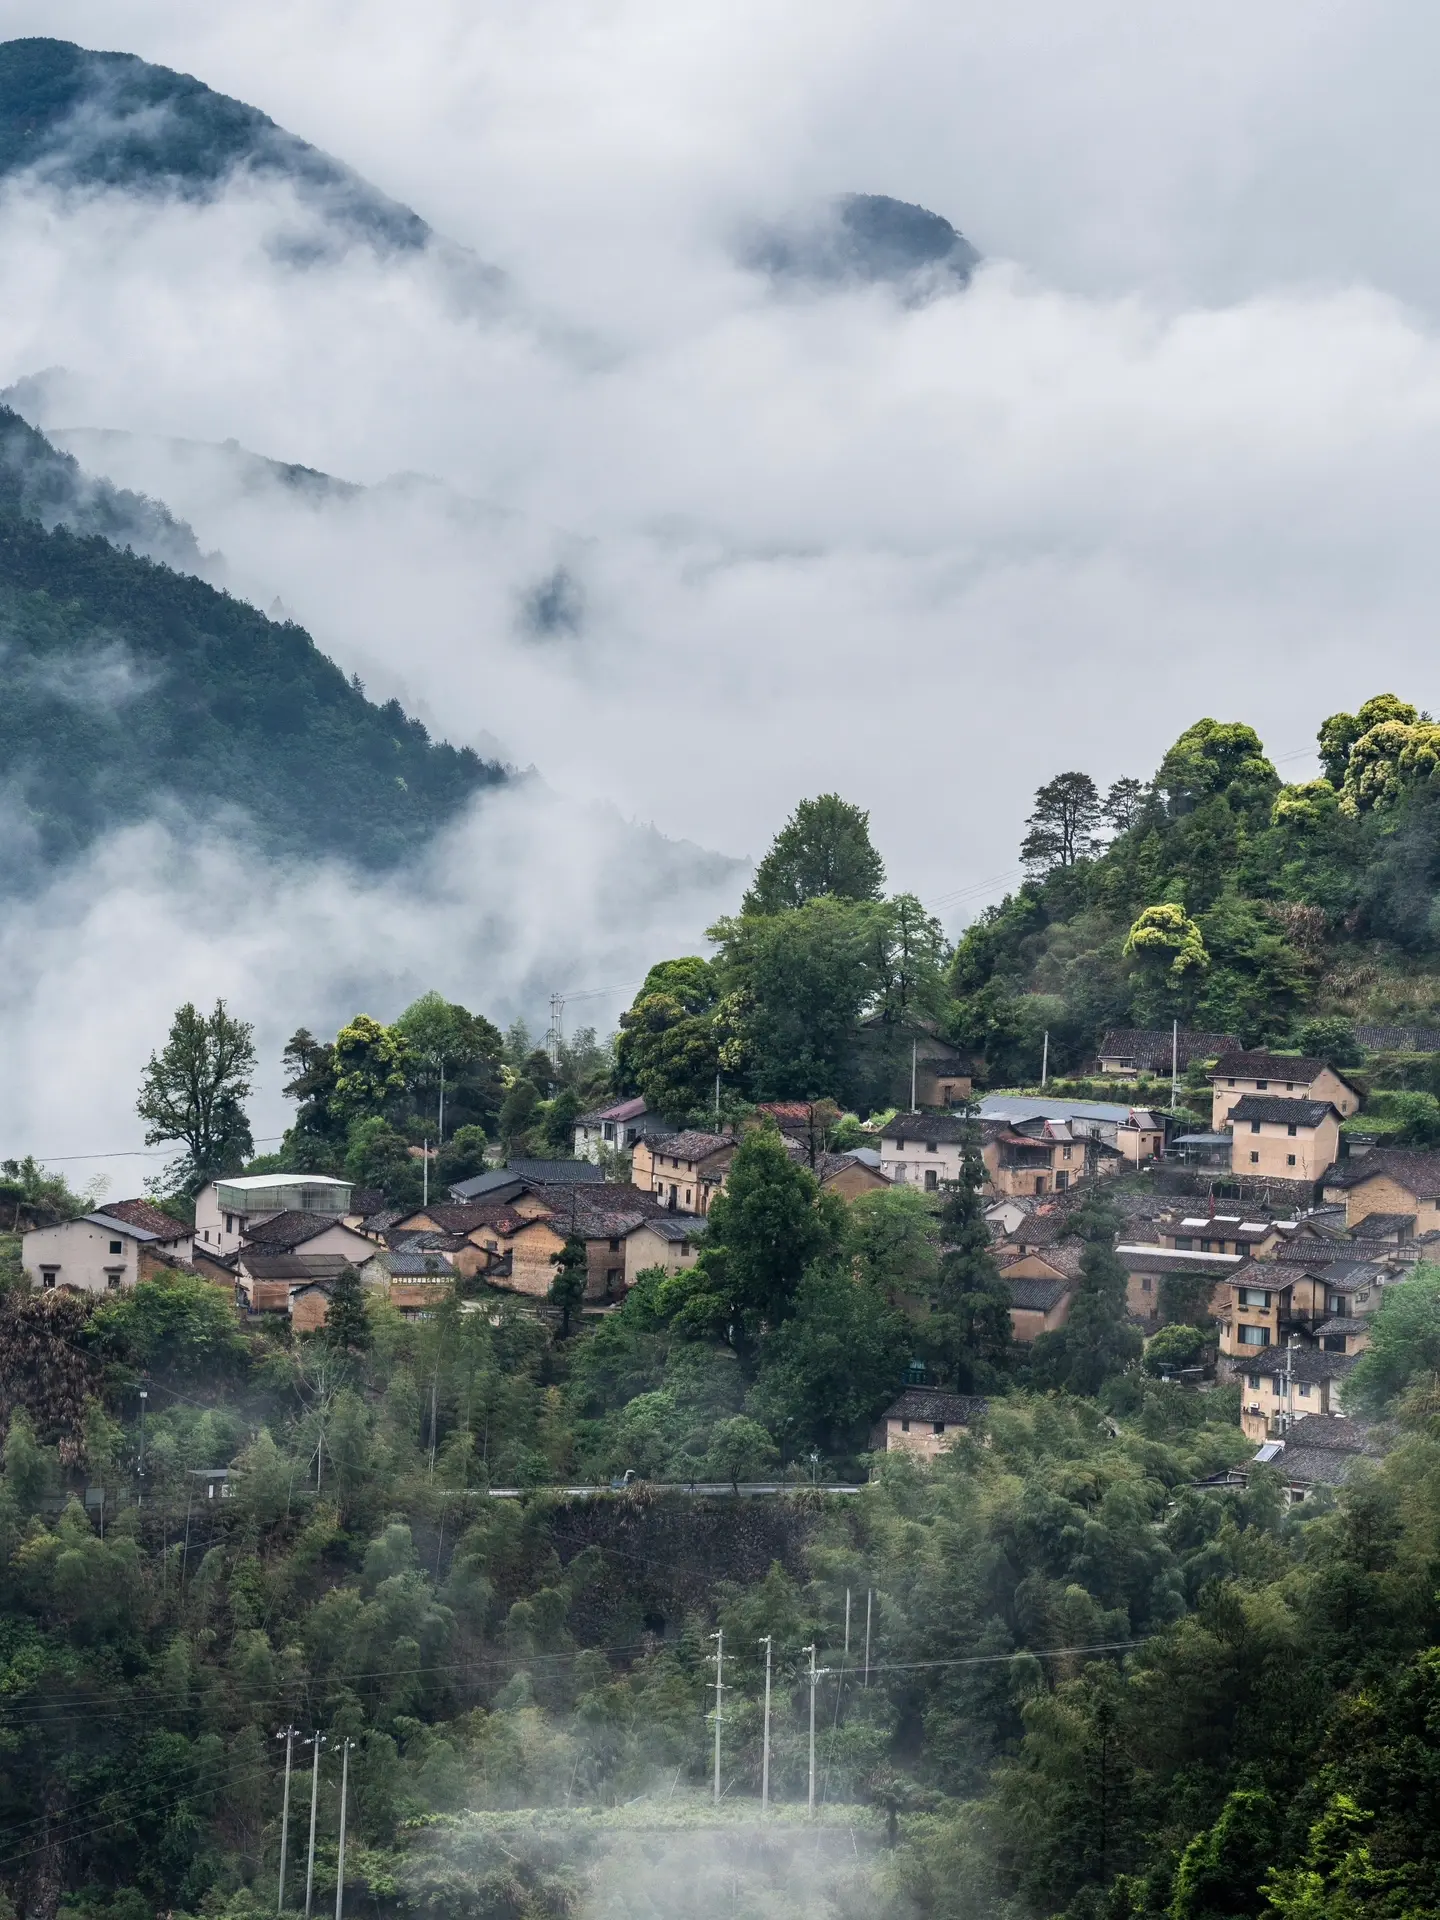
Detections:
[484, 1481, 867, 1499]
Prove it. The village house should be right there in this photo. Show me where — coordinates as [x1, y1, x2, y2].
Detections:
[1154, 1210, 1294, 1258]
[1096, 1029, 1239, 1077]
[985, 1118, 1123, 1197]
[623, 1214, 705, 1286]
[1116, 1244, 1243, 1323]
[449, 1159, 609, 1204]
[361, 1248, 456, 1319]
[1209, 1050, 1361, 1130]
[24, 1198, 194, 1294]
[878, 1112, 973, 1190]
[1004, 1274, 1074, 1340]
[235, 1209, 377, 1265]
[783, 1142, 891, 1200]
[631, 1131, 736, 1214]
[856, 1016, 974, 1109]
[573, 1096, 667, 1161]
[1235, 1347, 1357, 1443]
[1250, 1412, 1388, 1498]
[976, 1097, 1167, 1167]
[1322, 1149, 1440, 1232]
[1224, 1095, 1341, 1182]
[873, 1388, 988, 1458]
[193, 1173, 353, 1257]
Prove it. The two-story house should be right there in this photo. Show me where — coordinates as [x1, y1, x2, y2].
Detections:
[1236, 1347, 1357, 1443]
[1209, 1050, 1361, 1130]
[1323, 1149, 1440, 1233]
[977, 1097, 1166, 1167]
[1096, 1029, 1239, 1076]
[878, 1112, 976, 1191]
[573, 1096, 668, 1161]
[24, 1198, 194, 1294]
[1225, 1095, 1341, 1181]
[1155, 1210, 1294, 1258]
[631, 1131, 736, 1214]
[193, 1173, 353, 1257]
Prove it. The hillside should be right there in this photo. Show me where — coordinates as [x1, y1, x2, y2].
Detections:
[743, 191, 981, 289]
[950, 705, 1440, 1084]
[0, 407, 504, 884]
[0, 36, 437, 255]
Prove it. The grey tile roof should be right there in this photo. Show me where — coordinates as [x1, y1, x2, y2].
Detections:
[1349, 1212, 1415, 1239]
[882, 1389, 988, 1425]
[239, 1211, 353, 1250]
[645, 1131, 735, 1162]
[1228, 1095, 1338, 1127]
[1212, 1050, 1335, 1083]
[1007, 1275, 1069, 1311]
[1097, 1029, 1238, 1069]
[1232, 1348, 1357, 1384]
[1353, 1025, 1440, 1053]
[882, 1112, 976, 1145]
[631, 1214, 706, 1243]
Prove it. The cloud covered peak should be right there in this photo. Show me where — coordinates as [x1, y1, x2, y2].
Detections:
[742, 192, 980, 294]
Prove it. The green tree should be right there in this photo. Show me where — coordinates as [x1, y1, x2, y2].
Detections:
[926, 1129, 1012, 1391]
[848, 1186, 940, 1299]
[1156, 719, 1278, 820]
[280, 1027, 345, 1164]
[392, 991, 504, 1136]
[549, 1233, 588, 1339]
[1346, 1263, 1440, 1413]
[1318, 693, 1418, 786]
[749, 1262, 910, 1457]
[1144, 1325, 1207, 1375]
[136, 1000, 256, 1191]
[614, 991, 720, 1121]
[436, 1123, 488, 1187]
[1031, 1192, 1142, 1395]
[543, 1088, 584, 1154]
[663, 1129, 843, 1356]
[703, 1415, 778, 1490]
[344, 1116, 423, 1201]
[1294, 1017, 1361, 1068]
[1103, 777, 1148, 835]
[1020, 772, 1102, 872]
[742, 793, 885, 915]
[1172, 1785, 1278, 1920]
[92, 1271, 250, 1381]
[330, 1012, 411, 1126]
[323, 1266, 372, 1353]
[499, 1078, 541, 1148]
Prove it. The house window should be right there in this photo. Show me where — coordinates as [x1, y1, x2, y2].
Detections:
[1228, 1078, 1236, 1086]
[924, 1169, 938, 1192]
[607, 1267, 621, 1286]
[685, 1189, 693, 1205]
[105, 1270, 122, 1290]
[1035, 1176, 1047, 1194]
[225, 1214, 234, 1233]
[1250, 1121, 1261, 1134]
[933, 1422, 945, 1435]
[1201, 1239, 1213, 1252]
[1062, 1146, 1072, 1160]
[1141, 1276, 1152, 1293]
[1298, 1382, 1311, 1397]
[608, 1238, 621, 1252]
[109, 1240, 123, 1254]
[1247, 1373, 1261, 1389]
[926, 1141, 938, 1153]
[1250, 1152, 1259, 1164]
[1287, 1123, 1298, 1137]
[1055, 1172, 1069, 1190]
[1238, 1325, 1270, 1345]
[1285, 1082, 1294, 1091]
[900, 1418, 911, 1432]
[1327, 1296, 1344, 1314]
[679, 1241, 690, 1255]
[1175, 1237, 1194, 1250]
[603, 1122, 615, 1141]
[1287, 1155, 1296, 1168]
[1256, 1080, 1269, 1090]
[41, 1269, 57, 1289]
[1239, 1288, 1272, 1308]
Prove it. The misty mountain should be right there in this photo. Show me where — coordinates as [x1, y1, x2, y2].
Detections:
[743, 192, 981, 291]
[0, 400, 210, 572]
[0, 408, 504, 886]
[0, 37, 465, 263]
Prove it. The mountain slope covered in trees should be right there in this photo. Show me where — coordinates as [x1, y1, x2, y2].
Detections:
[0, 407, 504, 884]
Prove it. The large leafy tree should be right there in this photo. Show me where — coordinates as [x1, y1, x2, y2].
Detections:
[392, 991, 504, 1140]
[1020, 773, 1102, 873]
[742, 793, 885, 915]
[331, 1013, 410, 1125]
[549, 1233, 589, 1338]
[1030, 1191, 1141, 1395]
[136, 999, 256, 1192]
[663, 1128, 843, 1359]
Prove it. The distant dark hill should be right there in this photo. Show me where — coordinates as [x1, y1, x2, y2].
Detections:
[0, 410, 504, 886]
[743, 193, 980, 291]
[0, 37, 440, 257]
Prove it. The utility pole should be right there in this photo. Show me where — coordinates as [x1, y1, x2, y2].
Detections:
[422, 1140, 428, 1209]
[438, 1058, 445, 1146]
[548, 992, 565, 1071]
[910, 1040, 917, 1112]
[844, 1588, 851, 1657]
[276, 1726, 297, 1913]
[864, 1589, 873, 1687]
[804, 1643, 818, 1815]
[1171, 1017, 1179, 1111]
[759, 1636, 772, 1816]
[1041, 1030, 1049, 1088]
[137, 1388, 148, 1506]
[303, 1732, 325, 1919]
[714, 1071, 721, 1120]
[428, 1350, 440, 1478]
[709, 1629, 724, 1806]
[334, 1738, 354, 1920]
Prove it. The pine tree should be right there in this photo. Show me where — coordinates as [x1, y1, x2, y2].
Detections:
[323, 1265, 372, 1352]
[1019, 773, 1102, 872]
[927, 1125, 1012, 1391]
[549, 1232, 588, 1338]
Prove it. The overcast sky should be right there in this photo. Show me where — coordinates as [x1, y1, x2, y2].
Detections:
[2, 0, 1438, 1172]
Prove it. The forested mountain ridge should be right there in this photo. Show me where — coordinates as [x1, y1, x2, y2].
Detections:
[0, 37, 435, 256]
[950, 705, 1440, 1084]
[0, 408, 504, 883]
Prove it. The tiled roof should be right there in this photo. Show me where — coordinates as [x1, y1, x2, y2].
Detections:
[380, 1251, 455, 1278]
[240, 1253, 353, 1280]
[1227, 1095, 1337, 1127]
[238, 1211, 348, 1250]
[1211, 1050, 1334, 1083]
[1098, 1029, 1239, 1069]
[1272, 1240, 1361, 1264]
[94, 1198, 191, 1239]
[1008, 1211, 1075, 1247]
[506, 1158, 613, 1184]
[1117, 1245, 1243, 1272]
[1324, 1149, 1440, 1197]
[1353, 1025, 1440, 1053]
[882, 1112, 975, 1146]
[1007, 1275, 1069, 1311]
[576, 1096, 648, 1126]
[882, 1389, 988, 1424]
[1349, 1212, 1415, 1239]
[1311, 1317, 1365, 1338]
[1233, 1348, 1357, 1384]
[644, 1131, 735, 1163]
[1287, 1413, 1383, 1450]
[632, 1214, 706, 1243]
